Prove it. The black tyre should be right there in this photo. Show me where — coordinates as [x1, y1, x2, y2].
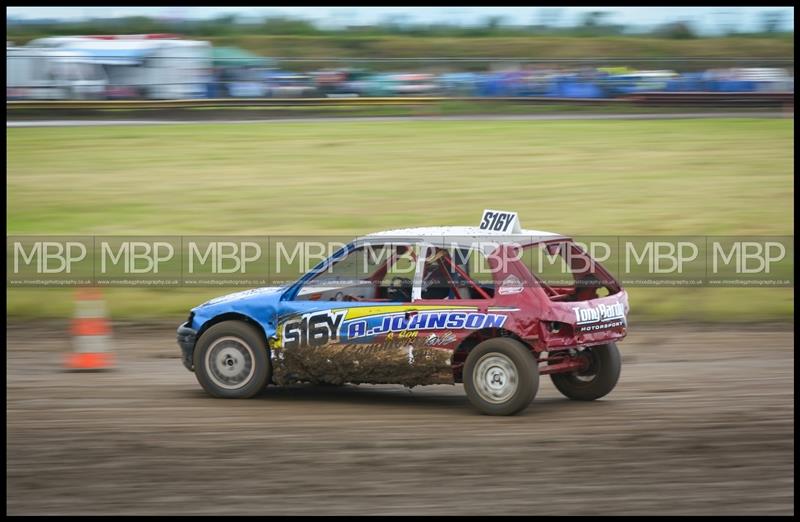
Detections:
[463, 337, 539, 416]
[193, 321, 270, 399]
[550, 343, 621, 401]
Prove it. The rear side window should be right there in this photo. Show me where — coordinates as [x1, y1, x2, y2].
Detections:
[520, 243, 574, 287]
[521, 241, 619, 301]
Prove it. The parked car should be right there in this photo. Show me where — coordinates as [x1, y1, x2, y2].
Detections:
[177, 210, 628, 415]
[389, 73, 439, 96]
[313, 68, 373, 97]
[224, 67, 269, 98]
[264, 71, 318, 98]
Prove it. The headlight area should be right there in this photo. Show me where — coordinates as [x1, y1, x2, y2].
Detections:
[176, 313, 198, 371]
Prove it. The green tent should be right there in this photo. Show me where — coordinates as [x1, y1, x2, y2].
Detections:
[211, 46, 272, 68]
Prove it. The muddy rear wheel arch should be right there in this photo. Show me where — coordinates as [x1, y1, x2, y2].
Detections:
[452, 328, 536, 383]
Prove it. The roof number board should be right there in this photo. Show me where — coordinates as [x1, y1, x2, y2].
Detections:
[479, 209, 521, 234]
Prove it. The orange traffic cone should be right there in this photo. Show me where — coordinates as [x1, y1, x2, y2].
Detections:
[65, 288, 114, 371]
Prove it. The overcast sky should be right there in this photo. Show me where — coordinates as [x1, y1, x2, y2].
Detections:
[6, 6, 795, 35]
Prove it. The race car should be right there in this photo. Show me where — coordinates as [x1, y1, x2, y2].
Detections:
[177, 210, 629, 415]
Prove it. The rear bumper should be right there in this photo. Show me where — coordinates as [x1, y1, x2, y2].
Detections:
[540, 323, 627, 351]
[176, 323, 197, 371]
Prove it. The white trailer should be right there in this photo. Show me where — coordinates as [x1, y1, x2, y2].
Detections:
[7, 46, 36, 98]
[24, 36, 212, 99]
[7, 45, 107, 99]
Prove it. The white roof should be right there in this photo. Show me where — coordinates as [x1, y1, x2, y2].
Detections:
[357, 226, 565, 251]
[23, 38, 211, 65]
[27, 37, 209, 51]
[26, 37, 88, 48]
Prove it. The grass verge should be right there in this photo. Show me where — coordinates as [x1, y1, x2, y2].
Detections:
[7, 117, 793, 321]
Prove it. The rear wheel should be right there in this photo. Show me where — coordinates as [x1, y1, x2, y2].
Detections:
[550, 343, 621, 401]
[463, 337, 538, 416]
[193, 321, 270, 399]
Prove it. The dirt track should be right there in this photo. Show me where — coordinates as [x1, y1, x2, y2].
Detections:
[6, 322, 794, 515]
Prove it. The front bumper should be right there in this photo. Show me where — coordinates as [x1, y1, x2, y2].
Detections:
[176, 322, 198, 371]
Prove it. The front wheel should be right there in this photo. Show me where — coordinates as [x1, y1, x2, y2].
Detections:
[193, 321, 270, 399]
[550, 343, 621, 401]
[463, 338, 539, 416]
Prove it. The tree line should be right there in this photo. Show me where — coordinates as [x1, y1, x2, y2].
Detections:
[6, 11, 793, 41]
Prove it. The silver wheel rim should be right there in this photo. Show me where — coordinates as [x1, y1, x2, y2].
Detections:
[572, 348, 599, 382]
[205, 336, 256, 390]
[473, 353, 518, 404]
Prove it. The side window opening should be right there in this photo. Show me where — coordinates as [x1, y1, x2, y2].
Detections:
[420, 247, 493, 300]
